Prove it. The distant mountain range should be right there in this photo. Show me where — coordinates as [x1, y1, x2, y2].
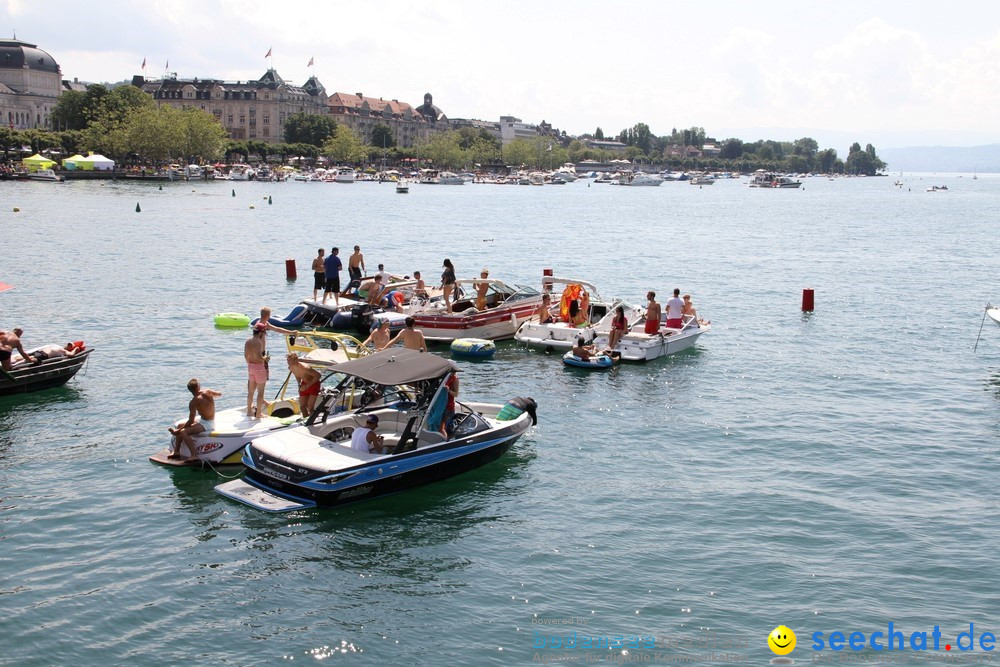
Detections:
[877, 144, 1000, 173]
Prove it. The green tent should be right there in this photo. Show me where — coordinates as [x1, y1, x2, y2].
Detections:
[22, 154, 55, 172]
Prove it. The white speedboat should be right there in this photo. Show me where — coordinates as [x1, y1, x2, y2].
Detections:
[411, 279, 542, 341]
[333, 168, 356, 183]
[418, 168, 440, 184]
[229, 164, 256, 181]
[150, 333, 370, 467]
[438, 171, 465, 185]
[515, 276, 643, 352]
[28, 169, 64, 182]
[987, 304, 1000, 330]
[748, 170, 801, 188]
[690, 174, 716, 185]
[555, 163, 578, 182]
[594, 316, 709, 362]
[617, 172, 663, 186]
[528, 172, 546, 186]
[215, 349, 538, 511]
[396, 179, 409, 193]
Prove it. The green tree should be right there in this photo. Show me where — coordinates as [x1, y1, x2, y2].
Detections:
[323, 125, 366, 164]
[817, 148, 838, 173]
[502, 138, 535, 167]
[284, 113, 337, 146]
[51, 90, 88, 130]
[720, 138, 744, 159]
[179, 108, 228, 161]
[624, 145, 644, 161]
[631, 123, 653, 153]
[121, 105, 185, 163]
[418, 130, 465, 169]
[370, 124, 396, 149]
[594, 127, 604, 140]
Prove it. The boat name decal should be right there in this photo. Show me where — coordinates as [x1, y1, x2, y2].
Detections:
[339, 485, 373, 499]
[197, 442, 224, 454]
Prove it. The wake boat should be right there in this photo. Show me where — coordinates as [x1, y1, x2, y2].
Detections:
[515, 275, 643, 352]
[0, 347, 91, 395]
[150, 333, 369, 467]
[411, 279, 542, 342]
[215, 348, 537, 511]
[593, 315, 709, 362]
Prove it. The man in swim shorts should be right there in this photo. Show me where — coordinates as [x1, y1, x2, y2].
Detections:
[665, 288, 684, 329]
[287, 353, 322, 416]
[245, 323, 269, 418]
[644, 292, 661, 335]
[168, 378, 221, 461]
[349, 245, 365, 282]
[0, 328, 34, 370]
[311, 247, 325, 301]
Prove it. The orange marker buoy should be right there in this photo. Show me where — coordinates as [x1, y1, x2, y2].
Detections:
[285, 259, 297, 280]
[802, 288, 815, 311]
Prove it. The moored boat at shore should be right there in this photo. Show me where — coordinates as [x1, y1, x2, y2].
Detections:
[749, 170, 801, 188]
[0, 348, 91, 396]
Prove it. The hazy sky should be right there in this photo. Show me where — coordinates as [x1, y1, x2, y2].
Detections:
[4, 0, 1000, 152]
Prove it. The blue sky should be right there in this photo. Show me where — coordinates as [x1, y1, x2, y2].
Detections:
[4, 0, 1000, 152]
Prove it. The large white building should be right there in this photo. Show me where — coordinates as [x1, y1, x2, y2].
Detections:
[0, 37, 62, 130]
[499, 116, 539, 145]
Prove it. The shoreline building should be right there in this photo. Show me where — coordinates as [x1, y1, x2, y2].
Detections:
[131, 69, 326, 143]
[326, 92, 429, 148]
[0, 37, 62, 130]
[499, 116, 539, 145]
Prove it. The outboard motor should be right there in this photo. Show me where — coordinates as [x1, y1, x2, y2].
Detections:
[351, 304, 374, 336]
[497, 396, 538, 425]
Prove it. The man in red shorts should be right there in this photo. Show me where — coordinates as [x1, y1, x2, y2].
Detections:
[286, 353, 322, 416]
[643, 291, 661, 334]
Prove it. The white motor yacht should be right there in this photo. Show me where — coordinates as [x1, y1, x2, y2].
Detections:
[616, 172, 664, 186]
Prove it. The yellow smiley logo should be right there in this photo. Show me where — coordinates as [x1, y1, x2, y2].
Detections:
[768, 625, 796, 655]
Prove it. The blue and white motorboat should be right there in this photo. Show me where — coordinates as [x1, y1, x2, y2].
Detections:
[215, 349, 537, 511]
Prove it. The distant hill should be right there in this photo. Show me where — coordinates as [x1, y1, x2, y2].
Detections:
[878, 144, 1000, 173]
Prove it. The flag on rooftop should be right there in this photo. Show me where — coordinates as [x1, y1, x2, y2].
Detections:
[265, 47, 272, 59]
[308, 56, 314, 67]
[141, 57, 146, 70]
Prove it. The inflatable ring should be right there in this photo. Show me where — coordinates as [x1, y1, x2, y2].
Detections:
[450, 338, 496, 359]
[562, 352, 613, 369]
[214, 312, 251, 328]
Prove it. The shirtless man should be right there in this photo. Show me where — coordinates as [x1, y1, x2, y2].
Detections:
[245, 323, 269, 418]
[168, 378, 221, 461]
[473, 268, 490, 310]
[366, 275, 386, 306]
[665, 288, 684, 329]
[286, 353, 322, 416]
[572, 336, 598, 362]
[413, 271, 429, 299]
[362, 320, 392, 351]
[536, 294, 554, 324]
[349, 245, 365, 281]
[0, 328, 34, 370]
[384, 316, 427, 352]
[643, 291, 661, 335]
[11, 342, 79, 365]
[311, 247, 325, 300]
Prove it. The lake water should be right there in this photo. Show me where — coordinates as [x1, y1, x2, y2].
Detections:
[1, 174, 999, 665]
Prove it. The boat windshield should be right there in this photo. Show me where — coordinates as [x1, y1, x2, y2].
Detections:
[506, 284, 541, 303]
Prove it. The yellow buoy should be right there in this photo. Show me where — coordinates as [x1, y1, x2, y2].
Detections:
[249, 204, 255, 209]
[13, 207, 20, 212]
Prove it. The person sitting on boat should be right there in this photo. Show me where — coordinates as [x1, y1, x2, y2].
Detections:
[537, 294, 554, 324]
[351, 414, 386, 454]
[287, 353, 322, 416]
[0, 328, 34, 370]
[167, 378, 221, 462]
[607, 306, 628, 351]
[665, 288, 684, 329]
[572, 336, 599, 362]
[568, 299, 588, 327]
[474, 268, 490, 310]
[384, 316, 427, 352]
[682, 294, 710, 327]
[362, 320, 392, 351]
[643, 292, 661, 334]
[413, 271, 429, 300]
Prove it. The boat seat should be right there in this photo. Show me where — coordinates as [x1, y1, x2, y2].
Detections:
[392, 415, 421, 454]
[418, 429, 445, 445]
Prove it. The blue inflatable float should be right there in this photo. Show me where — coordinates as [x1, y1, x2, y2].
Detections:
[562, 351, 614, 369]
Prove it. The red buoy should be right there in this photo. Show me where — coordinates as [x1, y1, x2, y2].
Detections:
[802, 288, 815, 311]
[543, 268, 553, 277]
[285, 259, 297, 280]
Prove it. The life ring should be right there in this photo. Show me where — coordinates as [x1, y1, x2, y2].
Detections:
[450, 338, 496, 358]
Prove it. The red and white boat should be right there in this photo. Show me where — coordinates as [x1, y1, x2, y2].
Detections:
[411, 279, 542, 342]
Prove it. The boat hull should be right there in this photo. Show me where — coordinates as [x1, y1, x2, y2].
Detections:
[594, 325, 707, 362]
[0, 350, 91, 396]
[239, 426, 526, 508]
[413, 302, 539, 342]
